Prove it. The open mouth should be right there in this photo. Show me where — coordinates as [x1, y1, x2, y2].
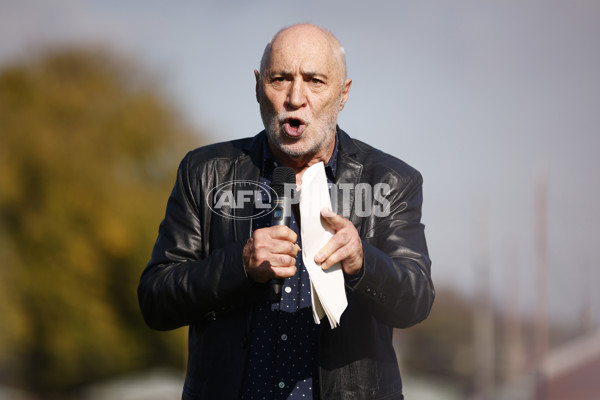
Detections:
[283, 117, 306, 137]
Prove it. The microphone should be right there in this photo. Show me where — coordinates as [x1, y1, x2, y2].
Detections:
[268, 166, 296, 303]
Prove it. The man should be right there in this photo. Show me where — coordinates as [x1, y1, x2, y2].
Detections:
[138, 24, 434, 399]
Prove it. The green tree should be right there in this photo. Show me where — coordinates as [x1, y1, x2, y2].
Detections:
[0, 48, 198, 395]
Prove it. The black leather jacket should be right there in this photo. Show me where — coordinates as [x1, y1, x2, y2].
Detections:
[138, 129, 434, 399]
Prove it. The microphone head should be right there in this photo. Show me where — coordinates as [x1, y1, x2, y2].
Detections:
[271, 166, 296, 197]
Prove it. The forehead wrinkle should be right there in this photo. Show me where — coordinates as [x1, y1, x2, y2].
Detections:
[269, 63, 330, 78]
[268, 51, 337, 81]
[301, 69, 329, 80]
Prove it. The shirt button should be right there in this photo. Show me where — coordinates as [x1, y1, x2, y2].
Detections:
[281, 334, 288, 341]
[284, 286, 292, 294]
[278, 381, 285, 389]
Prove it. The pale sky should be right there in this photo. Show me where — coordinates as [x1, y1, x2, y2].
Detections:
[2, 0, 599, 326]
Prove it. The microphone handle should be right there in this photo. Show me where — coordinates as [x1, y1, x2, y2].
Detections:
[268, 198, 292, 303]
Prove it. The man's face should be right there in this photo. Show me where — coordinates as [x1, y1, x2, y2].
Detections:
[256, 27, 351, 161]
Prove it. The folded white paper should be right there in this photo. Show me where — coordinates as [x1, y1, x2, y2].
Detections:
[299, 162, 348, 328]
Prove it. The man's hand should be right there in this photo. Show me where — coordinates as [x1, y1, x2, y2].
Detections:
[243, 226, 301, 283]
[314, 208, 364, 275]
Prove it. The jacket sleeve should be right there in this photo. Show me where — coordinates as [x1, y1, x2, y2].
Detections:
[137, 154, 263, 331]
[348, 169, 434, 329]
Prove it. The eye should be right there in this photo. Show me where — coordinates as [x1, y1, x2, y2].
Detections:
[269, 76, 288, 89]
[305, 77, 322, 84]
[270, 76, 290, 87]
[306, 76, 325, 88]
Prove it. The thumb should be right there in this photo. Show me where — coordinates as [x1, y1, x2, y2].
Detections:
[320, 207, 336, 219]
[320, 207, 343, 230]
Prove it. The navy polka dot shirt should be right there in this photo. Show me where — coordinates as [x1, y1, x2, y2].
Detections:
[241, 139, 338, 400]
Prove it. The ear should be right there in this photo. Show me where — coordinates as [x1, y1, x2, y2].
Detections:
[254, 69, 261, 103]
[339, 78, 352, 111]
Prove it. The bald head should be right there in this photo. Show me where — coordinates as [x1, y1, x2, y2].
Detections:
[259, 24, 347, 84]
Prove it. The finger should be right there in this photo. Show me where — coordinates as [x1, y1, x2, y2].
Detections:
[314, 241, 336, 265]
[322, 248, 363, 275]
[253, 243, 300, 268]
[321, 236, 364, 272]
[253, 226, 297, 243]
[314, 229, 351, 264]
[267, 225, 298, 244]
[320, 246, 351, 270]
[270, 265, 297, 279]
[268, 253, 299, 268]
[253, 228, 300, 256]
[250, 262, 296, 283]
[265, 239, 301, 257]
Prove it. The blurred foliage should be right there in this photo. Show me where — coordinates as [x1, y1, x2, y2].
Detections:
[0, 48, 198, 395]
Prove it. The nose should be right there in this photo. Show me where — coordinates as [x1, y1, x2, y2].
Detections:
[286, 78, 306, 110]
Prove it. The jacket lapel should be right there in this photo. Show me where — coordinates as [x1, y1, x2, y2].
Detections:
[334, 129, 363, 220]
[232, 132, 265, 241]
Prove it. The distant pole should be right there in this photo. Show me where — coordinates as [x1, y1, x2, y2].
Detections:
[473, 200, 494, 400]
[503, 247, 524, 382]
[580, 259, 595, 333]
[534, 172, 549, 397]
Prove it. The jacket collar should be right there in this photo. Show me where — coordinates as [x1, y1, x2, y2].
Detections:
[336, 126, 361, 158]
